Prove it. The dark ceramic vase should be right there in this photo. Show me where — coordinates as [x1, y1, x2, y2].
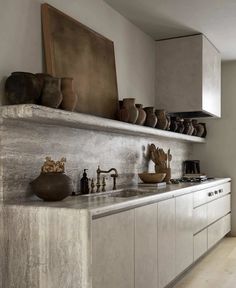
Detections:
[199, 123, 207, 138]
[192, 120, 204, 137]
[35, 73, 53, 95]
[5, 72, 41, 105]
[31, 172, 73, 201]
[176, 118, 185, 133]
[123, 98, 138, 124]
[61, 77, 78, 111]
[135, 104, 146, 125]
[41, 77, 63, 108]
[183, 119, 194, 135]
[155, 110, 168, 130]
[170, 117, 178, 132]
[117, 100, 129, 122]
[144, 107, 157, 127]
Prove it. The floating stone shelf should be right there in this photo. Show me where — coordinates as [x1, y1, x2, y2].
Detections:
[0, 104, 206, 143]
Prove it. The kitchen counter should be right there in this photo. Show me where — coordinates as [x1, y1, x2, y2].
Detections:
[4, 178, 231, 218]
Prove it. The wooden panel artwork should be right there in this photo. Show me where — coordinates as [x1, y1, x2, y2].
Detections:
[42, 4, 119, 119]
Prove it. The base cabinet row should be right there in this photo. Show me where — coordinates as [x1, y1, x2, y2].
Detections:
[92, 186, 231, 288]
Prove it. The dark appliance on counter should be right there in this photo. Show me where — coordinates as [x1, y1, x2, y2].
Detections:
[183, 160, 201, 175]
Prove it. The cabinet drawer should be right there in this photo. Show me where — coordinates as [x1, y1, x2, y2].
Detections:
[194, 182, 231, 207]
[193, 205, 207, 234]
[194, 229, 207, 261]
[208, 213, 231, 249]
[207, 194, 231, 225]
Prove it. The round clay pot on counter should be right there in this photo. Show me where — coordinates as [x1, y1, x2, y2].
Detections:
[135, 104, 146, 125]
[41, 77, 63, 108]
[122, 98, 138, 124]
[144, 107, 157, 127]
[61, 77, 78, 111]
[30, 172, 73, 201]
[5, 72, 41, 105]
[155, 110, 168, 130]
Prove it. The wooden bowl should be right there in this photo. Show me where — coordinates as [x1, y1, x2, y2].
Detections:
[138, 172, 166, 183]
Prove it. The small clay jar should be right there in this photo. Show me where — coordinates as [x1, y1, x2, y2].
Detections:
[144, 107, 157, 127]
[5, 72, 41, 105]
[192, 120, 204, 137]
[122, 98, 139, 124]
[166, 114, 171, 131]
[170, 117, 178, 132]
[117, 100, 129, 122]
[199, 123, 207, 138]
[135, 104, 146, 125]
[61, 77, 78, 111]
[41, 77, 63, 108]
[183, 119, 194, 135]
[155, 110, 168, 130]
[176, 118, 185, 133]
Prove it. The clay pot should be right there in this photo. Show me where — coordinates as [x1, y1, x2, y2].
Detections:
[135, 104, 146, 125]
[144, 107, 158, 127]
[5, 72, 41, 104]
[199, 123, 207, 138]
[117, 100, 129, 122]
[192, 120, 204, 137]
[35, 73, 53, 94]
[122, 98, 139, 124]
[61, 77, 78, 111]
[183, 119, 194, 135]
[155, 110, 168, 130]
[41, 77, 63, 108]
[175, 118, 184, 133]
[170, 117, 178, 132]
[166, 114, 171, 131]
[31, 172, 73, 201]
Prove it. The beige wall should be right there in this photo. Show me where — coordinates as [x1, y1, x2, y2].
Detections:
[0, 0, 156, 106]
[193, 61, 236, 235]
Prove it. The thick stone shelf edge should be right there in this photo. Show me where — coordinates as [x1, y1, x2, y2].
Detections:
[0, 104, 206, 143]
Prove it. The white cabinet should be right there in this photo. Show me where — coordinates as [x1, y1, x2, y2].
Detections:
[194, 229, 207, 261]
[92, 211, 134, 288]
[156, 34, 221, 117]
[193, 205, 207, 234]
[175, 193, 193, 275]
[207, 194, 231, 225]
[158, 198, 176, 288]
[135, 204, 158, 288]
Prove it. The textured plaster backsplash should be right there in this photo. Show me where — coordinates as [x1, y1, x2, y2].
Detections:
[0, 119, 192, 200]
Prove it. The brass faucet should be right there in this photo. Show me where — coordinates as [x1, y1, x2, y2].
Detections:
[96, 166, 118, 192]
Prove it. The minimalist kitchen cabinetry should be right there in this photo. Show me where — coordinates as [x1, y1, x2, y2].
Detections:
[175, 193, 193, 275]
[92, 181, 231, 288]
[92, 210, 135, 288]
[158, 198, 176, 288]
[156, 34, 221, 117]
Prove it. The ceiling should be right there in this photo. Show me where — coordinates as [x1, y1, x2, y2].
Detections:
[104, 0, 236, 61]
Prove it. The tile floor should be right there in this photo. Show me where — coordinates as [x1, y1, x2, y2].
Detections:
[173, 237, 236, 288]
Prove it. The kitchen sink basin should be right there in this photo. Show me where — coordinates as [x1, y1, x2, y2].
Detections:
[82, 188, 153, 198]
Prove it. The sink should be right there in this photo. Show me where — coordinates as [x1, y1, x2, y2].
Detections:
[82, 188, 153, 198]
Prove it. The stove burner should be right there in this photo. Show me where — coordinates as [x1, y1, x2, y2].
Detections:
[171, 176, 214, 184]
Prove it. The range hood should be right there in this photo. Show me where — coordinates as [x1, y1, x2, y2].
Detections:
[156, 34, 221, 118]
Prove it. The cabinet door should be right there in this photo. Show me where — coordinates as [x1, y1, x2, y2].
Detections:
[207, 194, 231, 225]
[135, 204, 158, 288]
[194, 229, 207, 261]
[158, 198, 175, 288]
[176, 193, 193, 276]
[92, 210, 134, 288]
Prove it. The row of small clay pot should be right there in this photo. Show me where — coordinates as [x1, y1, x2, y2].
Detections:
[5, 72, 77, 111]
[118, 98, 206, 138]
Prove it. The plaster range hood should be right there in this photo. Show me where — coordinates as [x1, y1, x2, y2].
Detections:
[156, 34, 221, 118]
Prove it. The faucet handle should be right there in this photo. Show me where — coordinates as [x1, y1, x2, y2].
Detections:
[102, 176, 106, 192]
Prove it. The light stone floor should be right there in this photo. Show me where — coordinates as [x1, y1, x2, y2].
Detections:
[173, 237, 236, 288]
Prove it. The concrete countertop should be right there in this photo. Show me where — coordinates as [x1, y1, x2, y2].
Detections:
[4, 178, 231, 217]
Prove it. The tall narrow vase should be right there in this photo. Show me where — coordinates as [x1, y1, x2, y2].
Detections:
[122, 98, 139, 124]
[135, 104, 146, 125]
[41, 77, 63, 108]
[61, 77, 78, 111]
[144, 107, 157, 127]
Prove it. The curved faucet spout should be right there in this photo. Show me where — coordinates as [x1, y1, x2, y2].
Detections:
[96, 166, 118, 192]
